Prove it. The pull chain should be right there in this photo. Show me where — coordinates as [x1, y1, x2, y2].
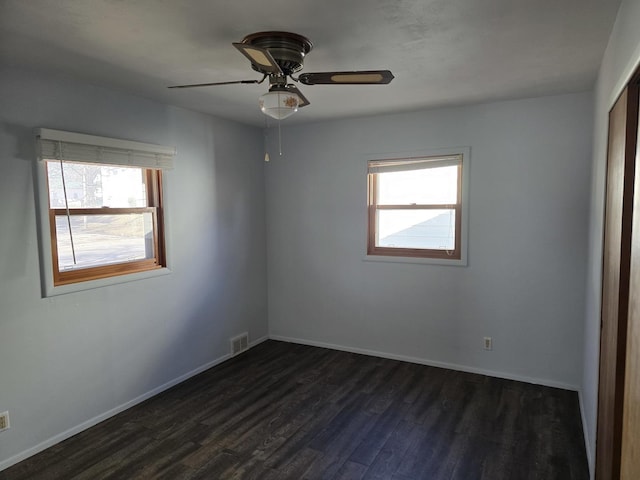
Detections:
[264, 116, 270, 162]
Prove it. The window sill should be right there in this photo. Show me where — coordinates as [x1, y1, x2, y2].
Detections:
[362, 254, 467, 267]
[42, 267, 172, 298]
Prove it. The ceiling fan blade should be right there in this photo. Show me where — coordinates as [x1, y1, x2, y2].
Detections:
[285, 84, 310, 107]
[168, 78, 264, 89]
[233, 43, 283, 75]
[298, 70, 394, 86]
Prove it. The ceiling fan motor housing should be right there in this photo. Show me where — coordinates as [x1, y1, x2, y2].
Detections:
[241, 31, 313, 75]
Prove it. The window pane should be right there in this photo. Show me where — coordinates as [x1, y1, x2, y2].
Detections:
[377, 166, 458, 205]
[47, 161, 147, 208]
[377, 209, 455, 250]
[55, 213, 155, 270]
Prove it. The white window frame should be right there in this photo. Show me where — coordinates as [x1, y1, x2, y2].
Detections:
[34, 128, 175, 297]
[364, 147, 470, 266]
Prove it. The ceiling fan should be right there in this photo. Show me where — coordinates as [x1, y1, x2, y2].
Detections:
[169, 31, 394, 120]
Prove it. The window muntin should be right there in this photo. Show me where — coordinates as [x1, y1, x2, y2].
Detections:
[367, 155, 463, 260]
[45, 160, 165, 286]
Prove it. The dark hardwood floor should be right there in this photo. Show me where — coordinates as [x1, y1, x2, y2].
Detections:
[1, 340, 589, 480]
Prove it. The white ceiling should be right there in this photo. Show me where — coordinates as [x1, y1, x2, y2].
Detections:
[0, 0, 621, 127]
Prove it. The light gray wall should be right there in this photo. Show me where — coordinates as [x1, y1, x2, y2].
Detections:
[0, 58, 603, 473]
[582, 0, 640, 475]
[0, 67, 268, 467]
[266, 92, 592, 389]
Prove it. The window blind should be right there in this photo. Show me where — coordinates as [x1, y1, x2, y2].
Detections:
[368, 154, 461, 174]
[36, 128, 176, 170]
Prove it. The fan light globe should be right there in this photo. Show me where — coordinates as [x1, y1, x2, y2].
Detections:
[259, 91, 300, 119]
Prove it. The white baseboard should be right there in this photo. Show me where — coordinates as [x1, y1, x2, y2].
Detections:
[0, 335, 268, 473]
[578, 389, 595, 479]
[269, 334, 580, 391]
[1, 333, 578, 472]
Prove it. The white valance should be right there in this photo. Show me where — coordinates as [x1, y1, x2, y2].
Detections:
[368, 154, 461, 174]
[36, 128, 176, 170]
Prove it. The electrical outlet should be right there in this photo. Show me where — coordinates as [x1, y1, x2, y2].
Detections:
[484, 337, 493, 351]
[0, 411, 9, 432]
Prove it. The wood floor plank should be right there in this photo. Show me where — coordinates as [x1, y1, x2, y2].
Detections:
[347, 400, 412, 467]
[331, 460, 368, 480]
[363, 419, 427, 479]
[303, 409, 375, 478]
[0, 340, 588, 480]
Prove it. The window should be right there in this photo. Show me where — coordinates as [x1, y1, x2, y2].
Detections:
[36, 129, 175, 292]
[367, 151, 467, 261]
